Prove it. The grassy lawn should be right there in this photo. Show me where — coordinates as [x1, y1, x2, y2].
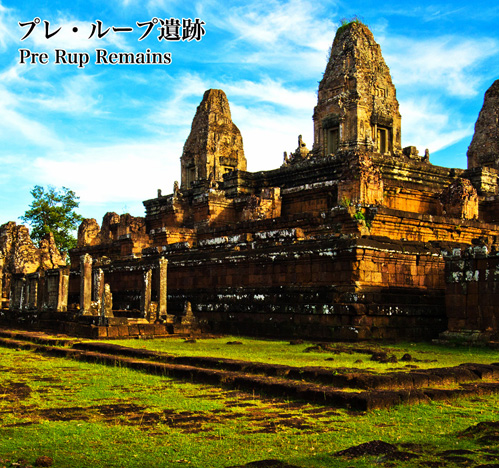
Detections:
[103, 335, 499, 371]
[1, 342, 499, 467]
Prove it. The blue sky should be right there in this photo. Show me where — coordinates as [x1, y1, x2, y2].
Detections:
[1, 0, 498, 226]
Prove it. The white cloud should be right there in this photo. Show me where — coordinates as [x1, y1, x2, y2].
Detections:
[31, 140, 183, 208]
[114, 0, 182, 11]
[31, 74, 102, 114]
[149, 72, 208, 128]
[201, 0, 336, 75]
[231, 103, 313, 172]
[224, 0, 337, 51]
[0, 62, 31, 84]
[224, 79, 316, 111]
[0, 3, 17, 51]
[0, 85, 64, 149]
[400, 98, 473, 153]
[381, 35, 498, 97]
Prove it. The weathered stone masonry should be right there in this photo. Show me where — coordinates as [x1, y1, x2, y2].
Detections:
[443, 246, 499, 342]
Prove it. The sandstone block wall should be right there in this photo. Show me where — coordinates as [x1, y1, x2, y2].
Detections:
[445, 246, 499, 339]
[162, 235, 446, 340]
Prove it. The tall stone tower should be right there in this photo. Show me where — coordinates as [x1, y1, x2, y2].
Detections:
[180, 89, 247, 189]
[313, 21, 402, 157]
[467, 80, 499, 170]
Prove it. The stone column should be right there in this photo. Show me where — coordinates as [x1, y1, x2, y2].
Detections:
[93, 268, 105, 313]
[80, 254, 93, 315]
[57, 268, 69, 312]
[23, 278, 30, 312]
[9, 276, 25, 312]
[100, 283, 113, 319]
[37, 271, 46, 313]
[175, 300, 200, 334]
[26, 274, 38, 310]
[141, 269, 152, 318]
[158, 258, 168, 317]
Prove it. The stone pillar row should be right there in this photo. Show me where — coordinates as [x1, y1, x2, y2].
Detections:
[141, 258, 169, 321]
[7, 268, 70, 313]
[6, 254, 168, 322]
[79, 254, 167, 321]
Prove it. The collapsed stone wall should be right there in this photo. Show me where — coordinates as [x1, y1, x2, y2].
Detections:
[78, 213, 150, 249]
[0, 222, 65, 307]
[73, 212, 152, 266]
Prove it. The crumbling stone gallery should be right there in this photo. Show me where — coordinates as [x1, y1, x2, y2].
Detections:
[2, 22, 499, 341]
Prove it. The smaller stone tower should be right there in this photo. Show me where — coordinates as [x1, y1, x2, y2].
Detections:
[180, 89, 247, 189]
[313, 21, 402, 157]
[467, 80, 499, 170]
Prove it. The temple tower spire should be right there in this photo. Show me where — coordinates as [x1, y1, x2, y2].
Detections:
[180, 89, 246, 189]
[313, 21, 402, 157]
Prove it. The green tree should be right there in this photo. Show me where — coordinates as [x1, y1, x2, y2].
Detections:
[21, 185, 84, 255]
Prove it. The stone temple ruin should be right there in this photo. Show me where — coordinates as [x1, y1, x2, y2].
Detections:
[2, 22, 499, 342]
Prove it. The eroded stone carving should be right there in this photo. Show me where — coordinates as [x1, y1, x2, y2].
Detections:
[241, 188, 282, 221]
[0, 222, 65, 304]
[468, 80, 499, 169]
[338, 152, 384, 205]
[1, 222, 48, 274]
[77, 218, 100, 247]
[180, 89, 246, 189]
[313, 21, 402, 157]
[439, 179, 479, 220]
[100, 283, 113, 319]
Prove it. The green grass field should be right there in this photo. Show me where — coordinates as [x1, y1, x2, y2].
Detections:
[104, 335, 499, 371]
[1, 338, 499, 467]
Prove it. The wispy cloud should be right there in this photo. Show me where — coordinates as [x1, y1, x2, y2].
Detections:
[0, 84, 64, 149]
[373, 3, 499, 24]
[111, 0, 186, 16]
[0, 3, 17, 51]
[223, 0, 328, 46]
[0, 62, 32, 84]
[224, 79, 316, 111]
[381, 35, 498, 97]
[200, 0, 337, 75]
[148, 72, 208, 130]
[31, 74, 102, 114]
[400, 98, 473, 153]
[31, 140, 183, 207]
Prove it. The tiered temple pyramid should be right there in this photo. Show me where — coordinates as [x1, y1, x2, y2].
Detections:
[2, 22, 499, 342]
